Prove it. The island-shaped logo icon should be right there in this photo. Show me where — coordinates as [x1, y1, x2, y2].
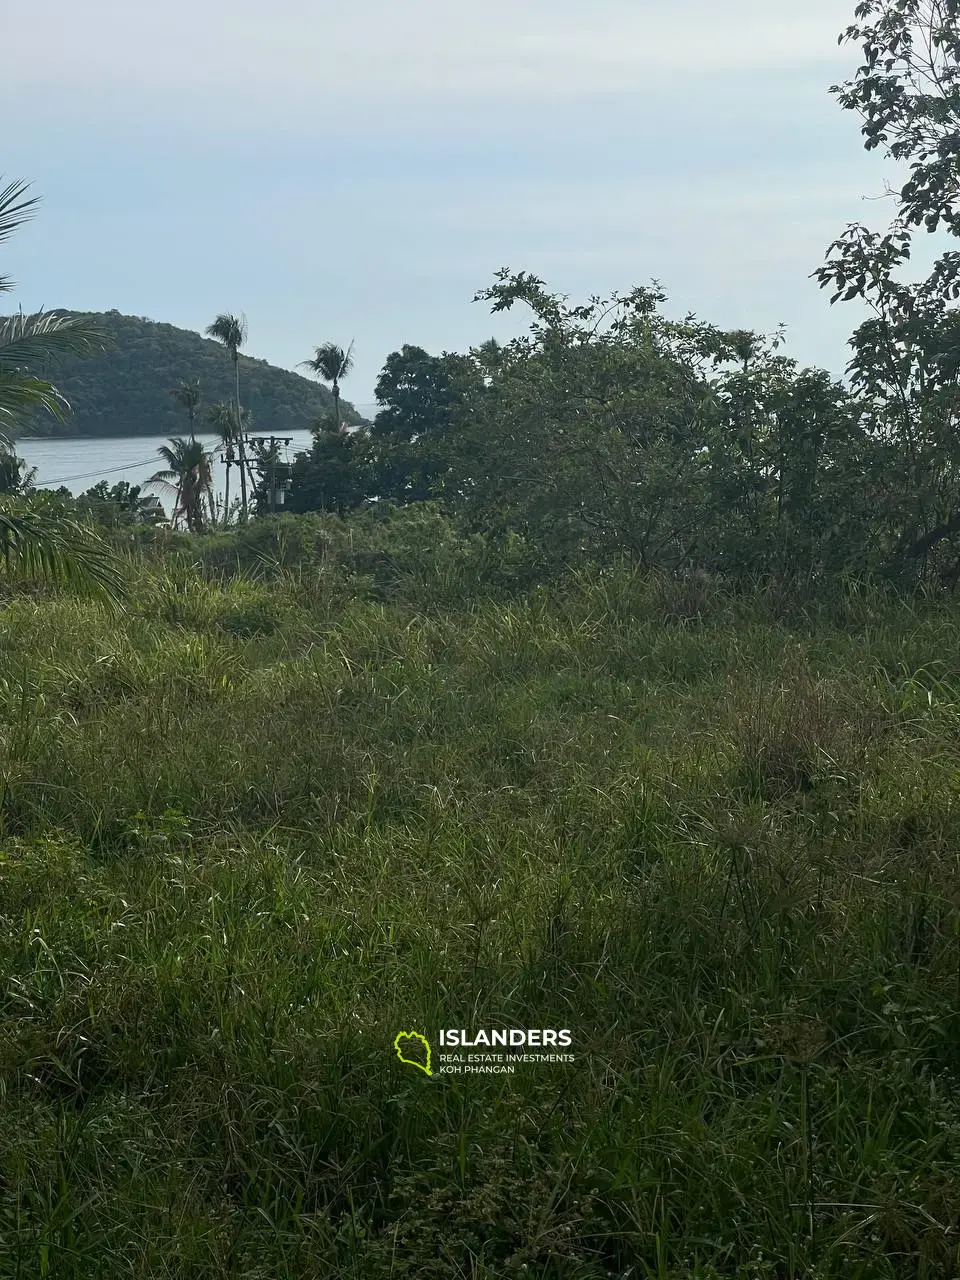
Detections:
[394, 1030, 432, 1076]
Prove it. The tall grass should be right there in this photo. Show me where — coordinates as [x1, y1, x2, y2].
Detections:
[1, 532, 960, 1276]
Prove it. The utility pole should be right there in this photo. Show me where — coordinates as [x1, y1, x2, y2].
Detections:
[249, 436, 293, 515]
[219, 439, 236, 527]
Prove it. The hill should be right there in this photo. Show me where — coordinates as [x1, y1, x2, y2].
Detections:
[14, 310, 366, 437]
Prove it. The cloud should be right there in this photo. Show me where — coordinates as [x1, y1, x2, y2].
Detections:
[11, 0, 856, 124]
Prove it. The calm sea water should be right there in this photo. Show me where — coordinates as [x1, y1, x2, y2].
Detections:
[15, 430, 321, 515]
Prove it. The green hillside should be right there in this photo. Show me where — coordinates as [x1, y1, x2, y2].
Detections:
[14, 310, 365, 437]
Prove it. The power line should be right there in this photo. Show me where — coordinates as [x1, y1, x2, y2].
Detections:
[31, 426, 317, 490]
[40, 456, 164, 486]
[38, 441, 233, 487]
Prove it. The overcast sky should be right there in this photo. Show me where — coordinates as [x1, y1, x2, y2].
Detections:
[5, 0, 905, 407]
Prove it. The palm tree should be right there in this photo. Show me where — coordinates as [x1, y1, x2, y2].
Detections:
[0, 177, 125, 607]
[300, 340, 355, 434]
[147, 437, 214, 533]
[205, 313, 251, 522]
[207, 400, 254, 526]
[206, 401, 235, 526]
[169, 379, 203, 441]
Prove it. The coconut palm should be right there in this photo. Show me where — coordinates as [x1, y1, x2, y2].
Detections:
[147, 437, 215, 533]
[0, 177, 125, 607]
[300, 340, 355, 434]
[169, 379, 203, 441]
[205, 313, 251, 522]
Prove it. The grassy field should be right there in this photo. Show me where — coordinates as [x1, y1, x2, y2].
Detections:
[2, 519, 960, 1277]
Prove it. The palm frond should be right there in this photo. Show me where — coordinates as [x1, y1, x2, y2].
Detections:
[0, 309, 111, 368]
[149, 436, 214, 495]
[0, 179, 41, 246]
[205, 313, 248, 355]
[0, 503, 128, 609]
[300, 341, 354, 383]
[154, 441, 183, 470]
[0, 178, 113, 440]
[206, 400, 236, 438]
[170, 379, 202, 413]
[0, 371, 69, 425]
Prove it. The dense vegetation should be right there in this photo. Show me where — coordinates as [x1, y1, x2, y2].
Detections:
[12, 310, 365, 438]
[4, 0, 960, 1274]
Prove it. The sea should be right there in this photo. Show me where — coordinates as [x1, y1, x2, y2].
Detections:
[14, 409, 378, 515]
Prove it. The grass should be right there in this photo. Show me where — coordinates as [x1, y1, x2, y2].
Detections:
[2, 529, 960, 1276]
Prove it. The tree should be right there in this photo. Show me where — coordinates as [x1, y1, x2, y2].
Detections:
[692, 327, 879, 581]
[300, 341, 354, 434]
[207, 399, 252, 527]
[448, 271, 717, 571]
[369, 345, 485, 504]
[147, 437, 215, 533]
[169, 378, 202, 441]
[205, 313, 251, 522]
[813, 0, 960, 582]
[287, 418, 373, 514]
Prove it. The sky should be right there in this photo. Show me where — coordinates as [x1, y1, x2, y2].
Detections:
[4, 0, 911, 409]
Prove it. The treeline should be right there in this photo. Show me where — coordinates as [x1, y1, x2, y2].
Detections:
[43, 259, 960, 591]
[269, 263, 960, 590]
